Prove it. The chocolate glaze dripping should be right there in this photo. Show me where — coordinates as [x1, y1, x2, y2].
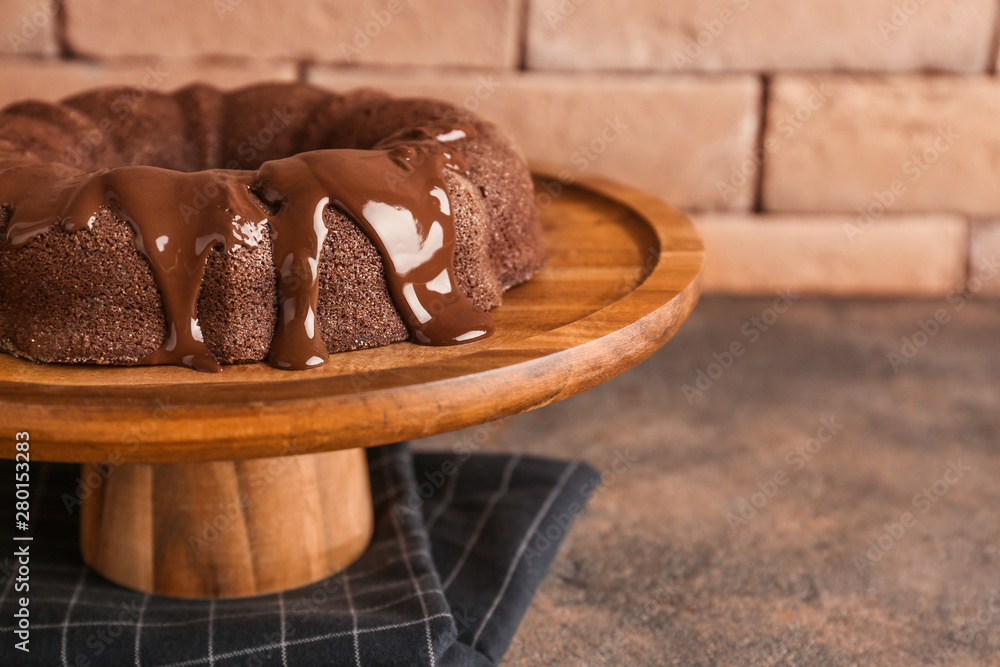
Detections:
[2, 162, 268, 372]
[0, 123, 493, 372]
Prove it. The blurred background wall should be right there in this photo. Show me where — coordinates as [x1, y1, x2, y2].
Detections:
[2, 0, 997, 297]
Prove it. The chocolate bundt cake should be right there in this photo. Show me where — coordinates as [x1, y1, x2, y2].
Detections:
[0, 83, 545, 371]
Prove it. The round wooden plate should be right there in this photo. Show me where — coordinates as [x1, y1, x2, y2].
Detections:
[0, 166, 704, 465]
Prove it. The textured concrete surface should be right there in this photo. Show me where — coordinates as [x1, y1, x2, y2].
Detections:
[416, 297, 1000, 666]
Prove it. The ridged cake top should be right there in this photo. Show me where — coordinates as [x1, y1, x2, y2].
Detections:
[0, 89, 495, 372]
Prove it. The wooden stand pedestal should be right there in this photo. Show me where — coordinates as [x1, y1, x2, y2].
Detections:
[79, 448, 373, 598]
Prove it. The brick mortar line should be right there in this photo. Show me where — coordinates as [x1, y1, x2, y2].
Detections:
[752, 74, 770, 214]
[54, 0, 73, 59]
[19, 58, 1000, 81]
[989, 0, 1000, 74]
[517, 0, 531, 71]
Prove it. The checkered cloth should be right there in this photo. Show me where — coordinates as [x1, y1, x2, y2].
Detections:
[0, 444, 598, 666]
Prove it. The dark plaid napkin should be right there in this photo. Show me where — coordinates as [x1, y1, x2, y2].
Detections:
[0, 443, 598, 666]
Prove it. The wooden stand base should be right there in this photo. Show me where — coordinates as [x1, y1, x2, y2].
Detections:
[79, 448, 373, 599]
[3, 169, 704, 600]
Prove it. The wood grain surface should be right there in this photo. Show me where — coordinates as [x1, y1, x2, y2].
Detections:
[80, 447, 373, 598]
[0, 166, 704, 464]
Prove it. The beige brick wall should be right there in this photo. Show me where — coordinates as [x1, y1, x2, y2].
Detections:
[1, 0, 59, 56]
[64, 0, 522, 68]
[527, 0, 997, 73]
[1, 0, 998, 297]
[308, 68, 761, 211]
[696, 214, 968, 297]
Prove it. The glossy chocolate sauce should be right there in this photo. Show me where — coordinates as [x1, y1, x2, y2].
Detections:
[0, 124, 493, 372]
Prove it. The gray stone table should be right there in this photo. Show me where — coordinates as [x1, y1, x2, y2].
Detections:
[417, 297, 1000, 666]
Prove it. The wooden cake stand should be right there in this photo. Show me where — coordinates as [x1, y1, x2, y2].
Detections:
[0, 166, 704, 599]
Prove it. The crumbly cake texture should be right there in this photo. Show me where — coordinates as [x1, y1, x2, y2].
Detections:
[0, 83, 546, 366]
